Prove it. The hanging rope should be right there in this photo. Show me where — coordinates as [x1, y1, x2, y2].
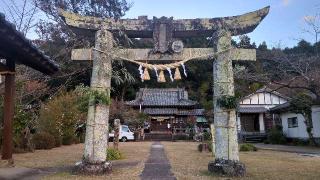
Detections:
[92, 47, 231, 82]
[92, 47, 230, 70]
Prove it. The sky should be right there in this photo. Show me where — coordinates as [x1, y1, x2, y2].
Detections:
[1, 0, 319, 48]
[123, 0, 320, 48]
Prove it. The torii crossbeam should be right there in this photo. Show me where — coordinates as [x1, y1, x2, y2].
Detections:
[60, 6, 269, 176]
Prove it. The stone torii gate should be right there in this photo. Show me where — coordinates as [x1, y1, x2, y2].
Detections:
[60, 6, 269, 176]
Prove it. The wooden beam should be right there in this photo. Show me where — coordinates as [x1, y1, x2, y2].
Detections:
[1, 60, 15, 161]
[59, 6, 270, 37]
[71, 48, 256, 62]
[0, 62, 15, 74]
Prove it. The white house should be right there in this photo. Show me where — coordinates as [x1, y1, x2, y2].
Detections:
[237, 87, 289, 136]
[270, 104, 320, 140]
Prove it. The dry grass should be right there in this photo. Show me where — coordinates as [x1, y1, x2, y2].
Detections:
[13, 142, 152, 180]
[162, 141, 320, 180]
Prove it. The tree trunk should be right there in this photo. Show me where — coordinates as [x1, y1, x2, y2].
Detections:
[304, 113, 318, 146]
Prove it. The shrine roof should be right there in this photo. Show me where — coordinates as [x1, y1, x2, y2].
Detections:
[0, 13, 58, 75]
[126, 88, 198, 107]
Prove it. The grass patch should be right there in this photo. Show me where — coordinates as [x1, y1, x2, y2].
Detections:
[240, 143, 258, 152]
[107, 148, 124, 160]
[162, 141, 320, 180]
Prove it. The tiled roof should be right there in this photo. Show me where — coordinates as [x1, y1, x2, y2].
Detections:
[0, 13, 58, 75]
[237, 107, 268, 113]
[143, 108, 204, 116]
[269, 102, 291, 113]
[126, 88, 198, 107]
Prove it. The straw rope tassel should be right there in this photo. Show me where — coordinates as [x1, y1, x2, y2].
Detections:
[143, 68, 150, 80]
[158, 70, 166, 83]
[174, 67, 181, 80]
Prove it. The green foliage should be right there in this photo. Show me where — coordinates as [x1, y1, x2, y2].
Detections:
[240, 143, 258, 152]
[292, 138, 310, 146]
[38, 90, 85, 147]
[89, 89, 111, 105]
[107, 148, 123, 160]
[33, 132, 56, 149]
[267, 126, 287, 144]
[203, 132, 212, 141]
[217, 95, 238, 109]
[207, 141, 213, 152]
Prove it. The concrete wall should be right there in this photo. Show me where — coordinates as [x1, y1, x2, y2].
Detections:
[280, 106, 320, 139]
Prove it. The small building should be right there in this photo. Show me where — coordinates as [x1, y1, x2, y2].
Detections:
[126, 88, 205, 137]
[237, 87, 289, 140]
[270, 103, 320, 141]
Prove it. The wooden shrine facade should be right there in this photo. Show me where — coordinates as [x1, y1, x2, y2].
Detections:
[126, 88, 204, 134]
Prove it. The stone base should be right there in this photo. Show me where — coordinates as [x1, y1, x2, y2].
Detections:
[208, 159, 246, 177]
[0, 159, 15, 168]
[73, 161, 112, 175]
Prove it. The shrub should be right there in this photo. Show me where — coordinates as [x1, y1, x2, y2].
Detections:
[62, 133, 75, 145]
[240, 143, 258, 152]
[203, 132, 212, 141]
[38, 90, 86, 147]
[207, 141, 213, 152]
[267, 126, 287, 144]
[33, 132, 55, 149]
[292, 138, 309, 146]
[107, 148, 123, 160]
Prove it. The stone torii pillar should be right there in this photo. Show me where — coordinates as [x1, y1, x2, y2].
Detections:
[74, 27, 113, 174]
[208, 29, 244, 176]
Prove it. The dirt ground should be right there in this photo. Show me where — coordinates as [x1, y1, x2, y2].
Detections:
[13, 142, 152, 180]
[9, 141, 320, 179]
[162, 141, 320, 180]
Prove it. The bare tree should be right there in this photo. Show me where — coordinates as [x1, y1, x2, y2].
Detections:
[1, 0, 38, 36]
[303, 10, 320, 55]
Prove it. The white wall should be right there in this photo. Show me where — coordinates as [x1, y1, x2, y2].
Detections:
[240, 92, 287, 107]
[312, 106, 320, 138]
[280, 106, 320, 139]
[281, 113, 309, 138]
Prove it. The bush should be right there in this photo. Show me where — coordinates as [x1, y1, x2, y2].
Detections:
[240, 143, 258, 152]
[62, 133, 75, 145]
[107, 148, 123, 160]
[207, 141, 213, 152]
[33, 132, 55, 149]
[267, 126, 287, 144]
[38, 90, 86, 147]
[203, 132, 212, 141]
[292, 138, 309, 146]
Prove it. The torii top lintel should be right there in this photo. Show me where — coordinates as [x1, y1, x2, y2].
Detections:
[59, 6, 270, 38]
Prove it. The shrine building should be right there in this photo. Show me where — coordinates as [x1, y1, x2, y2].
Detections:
[126, 88, 205, 136]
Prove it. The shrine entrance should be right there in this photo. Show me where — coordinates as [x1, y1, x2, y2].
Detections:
[59, 6, 270, 176]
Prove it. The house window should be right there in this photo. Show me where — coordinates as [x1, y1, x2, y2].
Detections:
[288, 117, 298, 128]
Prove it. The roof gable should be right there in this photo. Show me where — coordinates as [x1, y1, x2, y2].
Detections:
[240, 87, 289, 105]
